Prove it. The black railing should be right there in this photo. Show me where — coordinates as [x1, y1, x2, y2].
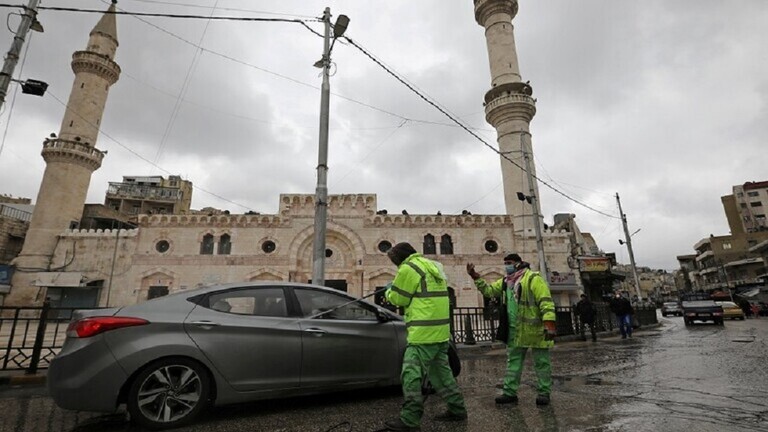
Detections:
[451, 304, 658, 344]
[1, 302, 659, 372]
[0, 301, 100, 373]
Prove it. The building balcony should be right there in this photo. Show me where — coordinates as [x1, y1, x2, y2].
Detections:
[107, 182, 183, 202]
[695, 250, 714, 262]
[693, 237, 712, 252]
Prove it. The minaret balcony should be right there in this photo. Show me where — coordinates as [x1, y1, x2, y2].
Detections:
[484, 90, 536, 125]
[42, 138, 105, 171]
[474, 0, 518, 25]
[71, 51, 121, 85]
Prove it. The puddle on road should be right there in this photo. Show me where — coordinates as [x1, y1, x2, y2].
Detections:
[553, 375, 620, 388]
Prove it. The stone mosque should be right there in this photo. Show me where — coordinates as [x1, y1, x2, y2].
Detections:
[5, 1, 606, 309]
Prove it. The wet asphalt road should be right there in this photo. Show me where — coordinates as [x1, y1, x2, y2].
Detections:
[1, 314, 766, 432]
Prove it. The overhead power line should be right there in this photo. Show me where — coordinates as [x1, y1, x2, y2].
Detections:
[124, 0, 319, 19]
[342, 35, 620, 220]
[45, 90, 254, 211]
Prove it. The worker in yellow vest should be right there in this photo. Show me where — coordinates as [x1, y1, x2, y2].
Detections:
[467, 253, 557, 405]
[383, 242, 467, 431]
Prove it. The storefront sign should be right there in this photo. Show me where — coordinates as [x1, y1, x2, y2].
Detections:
[550, 272, 577, 285]
[579, 257, 611, 272]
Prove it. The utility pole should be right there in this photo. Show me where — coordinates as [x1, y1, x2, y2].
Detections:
[616, 193, 642, 300]
[522, 132, 548, 282]
[0, 0, 41, 110]
[311, 8, 332, 287]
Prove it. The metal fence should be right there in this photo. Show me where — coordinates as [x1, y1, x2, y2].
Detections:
[452, 303, 658, 344]
[0, 301, 86, 373]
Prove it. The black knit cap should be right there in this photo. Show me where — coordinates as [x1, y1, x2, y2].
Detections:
[387, 242, 417, 266]
[503, 253, 522, 263]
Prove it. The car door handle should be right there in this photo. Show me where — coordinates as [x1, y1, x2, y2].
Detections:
[304, 328, 326, 337]
[191, 320, 220, 327]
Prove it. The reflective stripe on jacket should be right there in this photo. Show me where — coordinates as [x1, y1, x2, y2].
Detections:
[386, 253, 451, 344]
[514, 269, 556, 348]
[474, 277, 517, 339]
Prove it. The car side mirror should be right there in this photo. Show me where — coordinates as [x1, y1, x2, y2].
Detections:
[376, 310, 390, 323]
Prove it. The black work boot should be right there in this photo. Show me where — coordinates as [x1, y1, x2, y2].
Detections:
[536, 394, 551, 406]
[495, 394, 519, 404]
[384, 418, 419, 431]
[433, 411, 467, 422]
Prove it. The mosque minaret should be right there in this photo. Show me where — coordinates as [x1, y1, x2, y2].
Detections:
[10, 2, 120, 304]
[473, 0, 542, 232]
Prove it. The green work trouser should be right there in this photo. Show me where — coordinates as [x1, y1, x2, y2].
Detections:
[400, 342, 467, 427]
[502, 346, 552, 397]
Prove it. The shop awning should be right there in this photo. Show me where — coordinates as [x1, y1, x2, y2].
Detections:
[34, 272, 83, 287]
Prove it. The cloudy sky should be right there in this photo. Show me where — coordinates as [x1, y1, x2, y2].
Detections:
[0, 0, 766, 270]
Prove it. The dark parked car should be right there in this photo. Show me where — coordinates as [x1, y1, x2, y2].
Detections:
[661, 302, 682, 317]
[681, 293, 724, 326]
[48, 282, 409, 429]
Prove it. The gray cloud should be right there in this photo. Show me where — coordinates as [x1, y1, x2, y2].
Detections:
[1, 0, 766, 271]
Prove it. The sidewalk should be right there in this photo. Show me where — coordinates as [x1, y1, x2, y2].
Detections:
[0, 370, 47, 386]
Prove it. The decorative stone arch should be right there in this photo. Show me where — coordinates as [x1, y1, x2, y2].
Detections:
[246, 268, 287, 282]
[288, 221, 366, 286]
[288, 221, 366, 266]
[138, 267, 178, 302]
[196, 229, 216, 242]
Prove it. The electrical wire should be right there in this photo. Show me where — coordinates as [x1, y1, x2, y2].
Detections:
[0, 18, 32, 160]
[331, 119, 409, 188]
[45, 90, 254, 211]
[124, 0, 319, 19]
[152, 0, 219, 166]
[0, 2, 493, 131]
[122, 69, 407, 131]
[342, 35, 620, 220]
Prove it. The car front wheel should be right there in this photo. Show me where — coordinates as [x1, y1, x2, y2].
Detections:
[127, 358, 212, 430]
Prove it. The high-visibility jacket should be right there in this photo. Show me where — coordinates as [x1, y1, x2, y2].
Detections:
[514, 269, 556, 348]
[475, 277, 517, 344]
[386, 253, 451, 345]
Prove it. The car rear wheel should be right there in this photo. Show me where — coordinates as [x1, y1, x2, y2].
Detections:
[684, 318, 691, 326]
[127, 358, 211, 430]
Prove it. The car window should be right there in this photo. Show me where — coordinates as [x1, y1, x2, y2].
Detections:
[206, 287, 288, 317]
[294, 288, 377, 321]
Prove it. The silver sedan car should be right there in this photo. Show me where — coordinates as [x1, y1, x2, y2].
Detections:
[48, 282, 407, 429]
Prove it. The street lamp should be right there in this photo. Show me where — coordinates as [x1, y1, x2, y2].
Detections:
[0, 0, 46, 109]
[312, 9, 350, 287]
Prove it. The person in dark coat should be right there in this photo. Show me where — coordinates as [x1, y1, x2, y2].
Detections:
[575, 294, 597, 342]
[609, 292, 634, 339]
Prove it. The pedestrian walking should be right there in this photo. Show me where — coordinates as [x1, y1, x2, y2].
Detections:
[575, 294, 597, 342]
[467, 253, 557, 406]
[609, 292, 633, 339]
[383, 242, 467, 431]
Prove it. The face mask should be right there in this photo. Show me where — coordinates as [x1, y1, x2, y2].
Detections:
[505, 264, 518, 274]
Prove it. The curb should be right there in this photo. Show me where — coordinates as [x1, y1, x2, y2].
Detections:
[0, 374, 47, 387]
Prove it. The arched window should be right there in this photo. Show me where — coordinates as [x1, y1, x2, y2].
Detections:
[423, 234, 436, 255]
[200, 234, 214, 255]
[440, 234, 453, 255]
[218, 234, 231, 255]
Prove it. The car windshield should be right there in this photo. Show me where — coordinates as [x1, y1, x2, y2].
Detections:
[717, 301, 737, 308]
